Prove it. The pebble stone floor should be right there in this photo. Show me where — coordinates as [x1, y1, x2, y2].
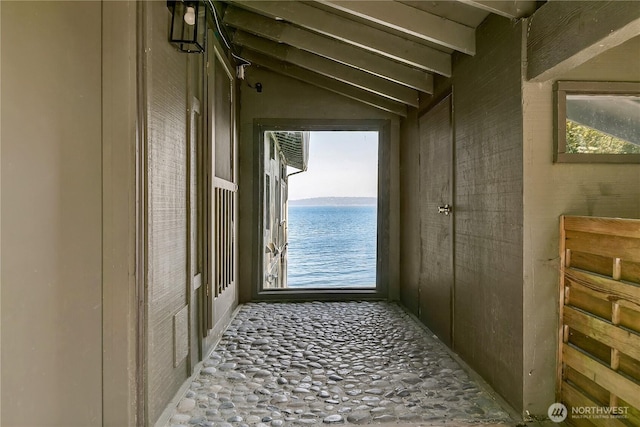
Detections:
[167, 302, 514, 427]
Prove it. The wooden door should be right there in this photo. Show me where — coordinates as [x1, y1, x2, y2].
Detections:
[418, 94, 454, 347]
[204, 34, 237, 335]
[187, 38, 208, 371]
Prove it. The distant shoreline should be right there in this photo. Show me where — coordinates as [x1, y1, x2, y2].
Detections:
[289, 196, 376, 207]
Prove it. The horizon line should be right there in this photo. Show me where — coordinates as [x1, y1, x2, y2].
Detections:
[289, 196, 377, 201]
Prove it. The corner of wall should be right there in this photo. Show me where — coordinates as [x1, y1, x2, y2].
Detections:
[521, 26, 640, 416]
[398, 108, 420, 313]
[521, 78, 558, 419]
[0, 2, 3, 422]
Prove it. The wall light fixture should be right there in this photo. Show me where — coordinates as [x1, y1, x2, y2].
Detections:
[168, 0, 205, 53]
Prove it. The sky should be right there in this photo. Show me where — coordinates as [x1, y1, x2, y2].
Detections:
[288, 131, 378, 200]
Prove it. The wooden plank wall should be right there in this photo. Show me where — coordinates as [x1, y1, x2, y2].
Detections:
[449, 14, 524, 409]
[559, 216, 640, 426]
[144, 2, 190, 423]
[399, 109, 421, 315]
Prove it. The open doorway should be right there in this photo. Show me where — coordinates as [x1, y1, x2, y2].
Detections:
[261, 129, 379, 292]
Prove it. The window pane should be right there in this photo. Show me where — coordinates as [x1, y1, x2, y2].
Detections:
[214, 55, 233, 180]
[565, 94, 640, 155]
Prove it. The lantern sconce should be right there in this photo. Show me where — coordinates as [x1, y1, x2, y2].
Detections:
[168, 0, 205, 53]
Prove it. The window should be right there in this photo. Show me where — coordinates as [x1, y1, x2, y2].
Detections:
[555, 81, 640, 163]
[253, 120, 390, 300]
[213, 52, 234, 180]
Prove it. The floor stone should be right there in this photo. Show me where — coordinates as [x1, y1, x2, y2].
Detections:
[165, 302, 514, 426]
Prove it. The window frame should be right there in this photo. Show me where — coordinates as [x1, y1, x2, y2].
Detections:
[554, 81, 640, 164]
[252, 120, 390, 301]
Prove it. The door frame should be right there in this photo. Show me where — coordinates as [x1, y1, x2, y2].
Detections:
[186, 66, 204, 372]
[251, 119, 391, 301]
[200, 26, 239, 355]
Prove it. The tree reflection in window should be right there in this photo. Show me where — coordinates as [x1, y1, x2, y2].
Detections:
[566, 120, 640, 155]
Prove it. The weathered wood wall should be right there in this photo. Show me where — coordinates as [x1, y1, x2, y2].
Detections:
[558, 216, 640, 426]
[402, 14, 525, 412]
[143, 3, 190, 423]
[141, 7, 241, 425]
[400, 74, 452, 321]
[526, 1, 640, 82]
[418, 95, 454, 346]
[399, 109, 420, 315]
[451, 14, 525, 409]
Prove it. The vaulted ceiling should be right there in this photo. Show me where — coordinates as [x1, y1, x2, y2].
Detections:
[218, 0, 540, 116]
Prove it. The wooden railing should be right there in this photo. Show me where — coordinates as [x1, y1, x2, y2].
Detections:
[214, 178, 236, 296]
[559, 216, 640, 426]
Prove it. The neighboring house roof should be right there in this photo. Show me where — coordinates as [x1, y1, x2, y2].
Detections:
[269, 131, 310, 171]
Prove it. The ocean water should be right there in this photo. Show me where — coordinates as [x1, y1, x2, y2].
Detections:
[286, 205, 377, 288]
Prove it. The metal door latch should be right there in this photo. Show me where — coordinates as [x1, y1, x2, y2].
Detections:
[437, 204, 452, 215]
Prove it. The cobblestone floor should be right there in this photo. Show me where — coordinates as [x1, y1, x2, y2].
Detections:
[167, 302, 514, 427]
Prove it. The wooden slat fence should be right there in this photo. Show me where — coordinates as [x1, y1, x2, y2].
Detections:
[559, 216, 640, 426]
[214, 179, 236, 296]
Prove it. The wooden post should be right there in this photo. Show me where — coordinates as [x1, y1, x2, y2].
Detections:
[613, 258, 622, 281]
[557, 216, 567, 401]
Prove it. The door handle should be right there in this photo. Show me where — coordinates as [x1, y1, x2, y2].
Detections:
[437, 204, 452, 215]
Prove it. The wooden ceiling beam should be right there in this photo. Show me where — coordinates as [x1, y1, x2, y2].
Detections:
[224, 6, 450, 78]
[527, 1, 640, 82]
[457, 1, 537, 19]
[233, 31, 421, 106]
[240, 49, 408, 117]
[316, 0, 476, 54]
[228, 1, 457, 70]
